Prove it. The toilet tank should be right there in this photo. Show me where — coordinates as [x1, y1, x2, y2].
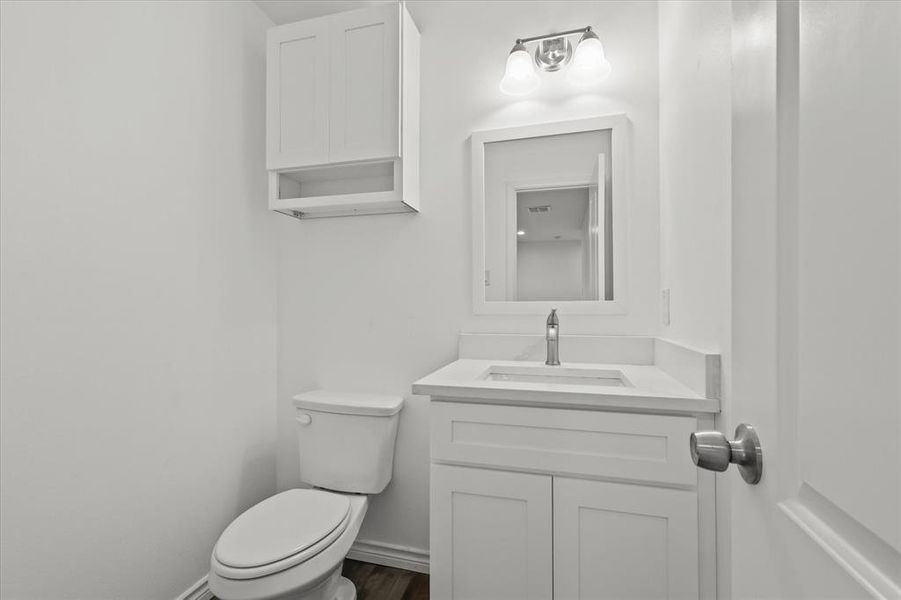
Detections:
[292, 390, 404, 494]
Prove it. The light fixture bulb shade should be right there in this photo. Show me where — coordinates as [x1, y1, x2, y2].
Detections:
[500, 46, 540, 96]
[567, 34, 612, 86]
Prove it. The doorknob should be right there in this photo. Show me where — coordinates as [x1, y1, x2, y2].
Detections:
[689, 424, 762, 484]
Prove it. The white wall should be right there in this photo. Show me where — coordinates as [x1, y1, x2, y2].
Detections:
[657, 1, 732, 597]
[658, 0, 732, 351]
[0, 2, 277, 598]
[275, 0, 659, 556]
[517, 241, 584, 301]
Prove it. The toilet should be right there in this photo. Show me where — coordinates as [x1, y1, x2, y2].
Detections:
[208, 390, 404, 600]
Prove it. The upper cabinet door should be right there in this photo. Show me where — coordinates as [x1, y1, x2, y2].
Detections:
[267, 18, 330, 170]
[328, 5, 400, 163]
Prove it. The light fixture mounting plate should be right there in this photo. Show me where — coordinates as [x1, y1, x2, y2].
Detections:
[534, 37, 572, 72]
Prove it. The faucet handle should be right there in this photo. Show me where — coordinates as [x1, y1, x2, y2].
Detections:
[547, 308, 559, 326]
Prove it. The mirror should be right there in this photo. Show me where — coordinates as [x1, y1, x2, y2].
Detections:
[472, 115, 627, 314]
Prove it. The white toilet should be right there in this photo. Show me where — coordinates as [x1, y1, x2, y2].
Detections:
[208, 390, 404, 600]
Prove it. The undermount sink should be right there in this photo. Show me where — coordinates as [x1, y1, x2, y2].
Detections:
[479, 365, 631, 387]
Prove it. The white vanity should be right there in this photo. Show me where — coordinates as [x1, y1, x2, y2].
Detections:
[417, 114, 721, 599]
[414, 335, 720, 600]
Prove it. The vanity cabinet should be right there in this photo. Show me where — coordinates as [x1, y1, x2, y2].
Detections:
[429, 401, 715, 600]
[266, 4, 419, 218]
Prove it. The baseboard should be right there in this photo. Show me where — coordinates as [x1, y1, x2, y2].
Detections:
[347, 538, 430, 574]
[175, 575, 213, 600]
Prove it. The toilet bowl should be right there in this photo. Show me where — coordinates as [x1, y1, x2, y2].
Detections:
[208, 391, 403, 600]
[209, 490, 368, 600]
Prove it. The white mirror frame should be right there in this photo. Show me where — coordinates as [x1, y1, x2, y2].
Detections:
[471, 114, 629, 315]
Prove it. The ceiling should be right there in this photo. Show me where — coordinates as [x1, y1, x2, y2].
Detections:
[254, 0, 397, 25]
[516, 187, 590, 243]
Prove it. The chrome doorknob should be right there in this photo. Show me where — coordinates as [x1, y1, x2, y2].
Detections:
[690, 431, 732, 471]
[689, 423, 762, 484]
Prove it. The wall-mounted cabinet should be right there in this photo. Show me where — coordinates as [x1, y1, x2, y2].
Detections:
[266, 4, 419, 219]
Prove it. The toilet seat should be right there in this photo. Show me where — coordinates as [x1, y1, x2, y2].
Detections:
[209, 492, 368, 600]
[212, 489, 351, 580]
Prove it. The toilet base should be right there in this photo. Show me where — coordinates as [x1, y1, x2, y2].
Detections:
[272, 567, 356, 600]
[333, 577, 356, 600]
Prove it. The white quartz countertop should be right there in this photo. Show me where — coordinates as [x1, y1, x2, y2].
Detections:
[412, 359, 720, 415]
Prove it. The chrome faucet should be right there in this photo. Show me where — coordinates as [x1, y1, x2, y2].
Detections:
[545, 308, 560, 366]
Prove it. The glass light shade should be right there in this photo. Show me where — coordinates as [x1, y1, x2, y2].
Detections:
[499, 45, 540, 96]
[566, 34, 612, 86]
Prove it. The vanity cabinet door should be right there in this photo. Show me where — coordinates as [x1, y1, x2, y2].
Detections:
[431, 465, 552, 600]
[553, 477, 700, 600]
[266, 17, 330, 170]
[328, 4, 400, 163]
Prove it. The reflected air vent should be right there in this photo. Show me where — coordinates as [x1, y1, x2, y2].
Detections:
[528, 205, 551, 214]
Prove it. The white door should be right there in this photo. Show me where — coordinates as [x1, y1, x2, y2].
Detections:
[724, 1, 900, 598]
[430, 465, 552, 600]
[266, 17, 330, 170]
[553, 477, 699, 600]
[328, 4, 400, 163]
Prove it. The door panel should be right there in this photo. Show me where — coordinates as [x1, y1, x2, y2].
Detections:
[266, 18, 329, 169]
[729, 1, 900, 597]
[430, 465, 552, 600]
[795, 0, 899, 553]
[329, 5, 399, 163]
[553, 477, 699, 600]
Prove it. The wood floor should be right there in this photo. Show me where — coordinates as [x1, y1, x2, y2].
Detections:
[211, 560, 428, 600]
[342, 559, 429, 600]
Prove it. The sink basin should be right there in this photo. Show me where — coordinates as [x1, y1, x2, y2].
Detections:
[479, 365, 631, 387]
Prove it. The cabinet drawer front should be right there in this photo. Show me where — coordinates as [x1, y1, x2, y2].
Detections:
[431, 402, 698, 486]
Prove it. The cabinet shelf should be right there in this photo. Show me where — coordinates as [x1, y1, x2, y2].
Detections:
[269, 159, 415, 219]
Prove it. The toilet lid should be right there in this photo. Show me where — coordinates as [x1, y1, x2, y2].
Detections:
[214, 489, 351, 569]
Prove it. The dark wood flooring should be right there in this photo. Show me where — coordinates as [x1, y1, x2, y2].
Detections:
[211, 560, 428, 600]
[342, 559, 429, 600]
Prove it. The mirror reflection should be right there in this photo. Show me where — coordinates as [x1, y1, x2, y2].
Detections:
[483, 130, 612, 303]
[515, 186, 598, 301]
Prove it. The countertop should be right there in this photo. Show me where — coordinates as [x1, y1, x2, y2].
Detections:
[412, 359, 720, 415]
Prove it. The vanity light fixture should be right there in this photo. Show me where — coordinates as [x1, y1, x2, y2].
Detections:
[567, 28, 612, 86]
[517, 230, 526, 236]
[500, 26, 612, 96]
[499, 42, 540, 96]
